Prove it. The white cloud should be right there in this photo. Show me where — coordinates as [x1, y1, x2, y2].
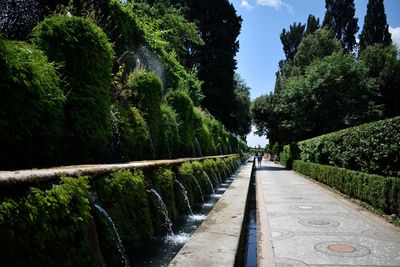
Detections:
[241, 0, 254, 11]
[389, 26, 400, 50]
[256, 0, 293, 13]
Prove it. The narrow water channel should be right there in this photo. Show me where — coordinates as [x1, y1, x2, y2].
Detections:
[237, 159, 257, 267]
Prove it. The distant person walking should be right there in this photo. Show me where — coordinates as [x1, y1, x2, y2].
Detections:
[257, 153, 262, 167]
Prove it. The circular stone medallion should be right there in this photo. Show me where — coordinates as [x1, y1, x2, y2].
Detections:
[299, 219, 340, 228]
[270, 229, 294, 240]
[284, 196, 309, 201]
[290, 205, 321, 211]
[315, 241, 370, 257]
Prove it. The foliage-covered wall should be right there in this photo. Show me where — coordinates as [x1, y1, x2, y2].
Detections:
[0, 155, 247, 266]
[32, 15, 114, 164]
[0, 39, 64, 169]
[0, 1, 247, 170]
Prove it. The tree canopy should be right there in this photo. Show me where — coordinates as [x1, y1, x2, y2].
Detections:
[359, 0, 392, 51]
[322, 0, 359, 52]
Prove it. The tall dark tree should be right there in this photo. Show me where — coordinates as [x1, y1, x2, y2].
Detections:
[322, 0, 359, 52]
[359, 0, 392, 51]
[231, 73, 252, 138]
[171, 0, 242, 132]
[280, 22, 305, 61]
[305, 14, 320, 35]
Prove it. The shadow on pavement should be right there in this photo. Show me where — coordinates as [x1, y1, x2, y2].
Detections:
[255, 165, 286, 171]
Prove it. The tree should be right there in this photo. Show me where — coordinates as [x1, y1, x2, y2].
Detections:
[251, 94, 281, 144]
[359, 44, 400, 117]
[170, 0, 242, 133]
[322, 0, 359, 52]
[293, 28, 342, 73]
[305, 14, 320, 36]
[231, 73, 252, 138]
[359, 0, 392, 51]
[280, 22, 305, 61]
[279, 52, 379, 139]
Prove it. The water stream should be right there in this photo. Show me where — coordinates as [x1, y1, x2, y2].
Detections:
[94, 204, 131, 267]
[175, 180, 194, 216]
[203, 172, 215, 194]
[191, 174, 205, 203]
[149, 189, 174, 236]
[133, 160, 244, 267]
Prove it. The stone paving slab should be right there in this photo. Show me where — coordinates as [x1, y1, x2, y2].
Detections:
[169, 160, 253, 267]
[257, 163, 400, 267]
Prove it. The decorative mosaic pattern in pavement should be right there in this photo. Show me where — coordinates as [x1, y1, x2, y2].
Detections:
[256, 163, 400, 267]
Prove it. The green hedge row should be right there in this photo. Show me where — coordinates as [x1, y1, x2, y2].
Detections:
[293, 160, 400, 215]
[281, 117, 400, 178]
[0, 154, 247, 266]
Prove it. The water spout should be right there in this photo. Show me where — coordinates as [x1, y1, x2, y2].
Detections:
[94, 204, 130, 267]
[190, 175, 204, 203]
[149, 189, 174, 235]
[175, 180, 194, 216]
[194, 137, 202, 157]
[203, 171, 215, 194]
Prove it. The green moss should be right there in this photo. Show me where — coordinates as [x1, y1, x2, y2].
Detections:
[191, 161, 211, 194]
[0, 176, 92, 266]
[0, 40, 64, 170]
[160, 103, 180, 159]
[127, 69, 163, 157]
[32, 15, 114, 164]
[177, 162, 197, 203]
[95, 169, 152, 263]
[147, 167, 177, 234]
[165, 90, 196, 156]
[203, 159, 220, 185]
[110, 105, 150, 161]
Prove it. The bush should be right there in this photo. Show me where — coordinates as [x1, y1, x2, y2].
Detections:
[293, 160, 400, 215]
[110, 105, 150, 162]
[32, 15, 114, 164]
[95, 169, 152, 263]
[194, 108, 217, 156]
[165, 90, 196, 156]
[127, 69, 162, 157]
[0, 176, 93, 266]
[160, 103, 180, 159]
[280, 143, 299, 169]
[0, 40, 64, 170]
[298, 117, 400, 177]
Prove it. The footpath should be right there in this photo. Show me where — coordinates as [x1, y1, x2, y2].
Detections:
[257, 162, 400, 267]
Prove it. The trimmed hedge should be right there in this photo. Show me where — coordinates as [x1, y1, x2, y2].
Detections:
[297, 117, 400, 177]
[293, 160, 400, 215]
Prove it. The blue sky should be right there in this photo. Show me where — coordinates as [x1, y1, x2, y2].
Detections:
[229, 0, 400, 147]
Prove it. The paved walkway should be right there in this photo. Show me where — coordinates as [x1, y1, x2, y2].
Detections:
[257, 162, 400, 267]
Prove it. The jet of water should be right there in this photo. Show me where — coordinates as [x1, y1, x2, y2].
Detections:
[94, 203, 130, 267]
